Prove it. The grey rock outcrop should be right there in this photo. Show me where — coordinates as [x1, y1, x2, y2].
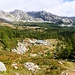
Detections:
[12, 42, 28, 54]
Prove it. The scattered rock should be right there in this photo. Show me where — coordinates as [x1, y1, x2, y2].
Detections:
[61, 71, 66, 75]
[58, 61, 63, 64]
[24, 62, 40, 72]
[12, 62, 18, 69]
[15, 73, 20, 75]
[61, 71, 69, 75]
[44, 50, 49, 53]
[66, 73, 69, 75]
[30, 53, 37, 57]
[0, 62, 7, 72]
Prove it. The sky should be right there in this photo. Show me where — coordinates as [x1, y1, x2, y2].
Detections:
[0, 0, 74, 17]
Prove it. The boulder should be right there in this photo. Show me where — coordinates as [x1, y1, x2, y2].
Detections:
[0, 62, 7, 72]
[24, 62, 40, 72]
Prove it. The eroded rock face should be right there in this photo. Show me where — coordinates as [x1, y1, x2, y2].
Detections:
[24, 62, 40, 72]
[0, 62, 7, 72]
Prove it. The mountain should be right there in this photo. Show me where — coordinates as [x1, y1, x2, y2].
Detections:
[0, 10, 15, 22]
[10, 10, 43, 21]
[10, 10, 33, 21]
[10, 10, 43, 22]
[27, 11, 73, 24]
[0, 9, 74, 26]
[0, 10, 43, 22]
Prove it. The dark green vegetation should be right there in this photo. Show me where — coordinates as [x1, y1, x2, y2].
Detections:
[0, 26, 17, 50]
[15, 22, 60, 28]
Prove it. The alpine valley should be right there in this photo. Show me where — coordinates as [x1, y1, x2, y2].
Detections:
[0, 9, 75, 75]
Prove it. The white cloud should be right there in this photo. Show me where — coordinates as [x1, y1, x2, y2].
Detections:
[0, 0, 75, 16]
[50, 0, 75, 17]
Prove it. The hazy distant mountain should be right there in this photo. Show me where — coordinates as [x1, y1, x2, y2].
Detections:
[27, 11, 60, 22]
[0, 9, 74, 26]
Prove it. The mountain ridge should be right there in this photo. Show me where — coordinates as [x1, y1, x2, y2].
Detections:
[0, 9, 74, 25]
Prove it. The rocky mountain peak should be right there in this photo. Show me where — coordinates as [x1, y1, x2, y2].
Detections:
[10, 9, 26, 15]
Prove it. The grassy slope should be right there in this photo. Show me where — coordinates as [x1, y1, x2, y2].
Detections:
[0, 39, 75, 75]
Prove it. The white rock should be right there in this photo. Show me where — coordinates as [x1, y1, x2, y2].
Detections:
[58, 61, 62, 64]
[12, 42, 28, 54]
[12, 62, 18, 69]
[24, 62, 40, 72]
[0, 62, 7, 72]
[15, 73, 19, 75]
[30, 53, 37, 57]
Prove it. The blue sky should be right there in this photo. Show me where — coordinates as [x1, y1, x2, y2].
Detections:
[0, 0, 75, 17]
[63, 0, 74, 2]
